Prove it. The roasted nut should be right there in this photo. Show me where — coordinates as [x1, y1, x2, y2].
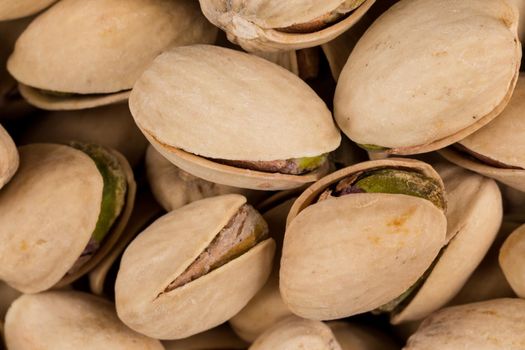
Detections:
[130, 45, 341, 190]
[163, 325, 248, 350]
[328, 322, 398, 350]
[499, 223, 525, 297]
[0, 0, 56, 21]
[115, 194, 275, 339]
[0, 125, 18, 189]
[335, 0, 521, 155]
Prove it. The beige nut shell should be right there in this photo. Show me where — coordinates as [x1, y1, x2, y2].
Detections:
[115, 194, 275, 339]
[499, 223, 525, 297]
[328, 322, 398, 350]
[334, 0, 520, 154]
[0, 125, 18, 190]
[5, 291, 164, 350]
[0, 0, 56, 21]
[199, 0, 375, 52]
[404, 298, 525, 350]
[249, 316, 342, 350]
[281, 158, 447, 320]
[392, 164, 502, 323]
[163, 325, 247, 350]
[8, 0, 217, 93]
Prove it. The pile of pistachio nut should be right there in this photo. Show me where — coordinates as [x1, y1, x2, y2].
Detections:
[1, 0, 525, 349]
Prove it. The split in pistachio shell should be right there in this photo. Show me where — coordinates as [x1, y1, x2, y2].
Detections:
[0, 0, 57, 21]
[0, 143, 134, 293]
[280, 158, 447, 320]
[334, 0, 521, 155]
[404, 299, 525, 350]
[163, 325, 248, 350]
[199, 0, 375, 52]
[249, 316, 342, 350]
[130, 45, 341, 190]
[7, 0, 217, 110]
[0, 125, 18, 190]
[115, 194, 275, 339]
[499, 223, 525, 298]
[5, 291, 163, 350]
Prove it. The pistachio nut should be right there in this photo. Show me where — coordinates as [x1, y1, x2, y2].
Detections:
[499, 223, 525, 298]
[280, 158, 447, 320]
[391, 164, 502, 324]
[249, 316, 342, 350]
[404, 298, 525, 349]
[328, 322, 399, 350]
[0, 0, 56, 21]
[199, 0, 375, 52]
[334, 0, 521, 155]
[19, 103, 148, 167]
[0, 143, 135, 293]
[115, 194, 275, 339]
[163, 325, 248, 350]
[7, 0, 217, 110]
[146, 145, 267, 212]
[440, 74, 525, 192]
[0, 125, 18, 189]
[5, 291, 163, 349]
[130, 45, 341, 190]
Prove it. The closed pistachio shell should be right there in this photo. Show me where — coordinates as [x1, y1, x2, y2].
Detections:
[8, 0, 217, 110]
[281, 158, 447, 320]
[391, 164, 502, 323]
[0, 0, 56, 21]
[328, 322, 399, 350]
[335, 0, 520, 155]
[5, 291, 163, 350]
[130, 45, 341, 190]
[499, 223, 525, 297]
[404, 299, 525, 350]
[115, 195, 275, 339]
[0, 125, 18, 189]
[163, 325, 248, 350]
[249, 316, 342, 350]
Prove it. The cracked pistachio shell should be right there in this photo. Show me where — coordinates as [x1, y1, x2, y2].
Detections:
[163, 325, 247, 350]
[440, 74, 525, 191]
[146, 146, 266, 212]
[335, 0, 520, 155]
[199, 0, 375, 52]
[499, 223, 525, 298]
[0, 0, 56, 21]
[5, 291, 163, 350]
[7, 0, 217, 110]
[0, 143, 135, 293]
[404, 298, 525, 350]
[249, 316, 342, 350]
[391, 164, 502, 324]
[115, 194, 275, 339]
[130, 45, 341, 190]
[281, 158, 447, 320]
[0, 125, 18, 189]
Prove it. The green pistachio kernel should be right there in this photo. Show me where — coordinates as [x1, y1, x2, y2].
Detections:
[357, 143, 391, 152]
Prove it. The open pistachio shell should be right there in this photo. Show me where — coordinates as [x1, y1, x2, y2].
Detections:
[163, 325, 248, 350]
[440, 75, 525, 191]
[404, 298, 525, 349]
[391, 164, 502, 324]
[199, 0, 375, 52]
[249, 316, 342, 350]
[499, 223, 525, 297]
[328, 322, 399, 350]
[0, 0, 56, 21]
[0, 143, 135, 293]
[115, 194, 275, 339]
[130, 45, 341, 190]
[335, 0, 521, 155]
[281, 158, 447, 320]
[0, 125, 18, 189]
[7, 0, 217, 110]
[5, 291, 163, 349]
[146, 145, 266, 211]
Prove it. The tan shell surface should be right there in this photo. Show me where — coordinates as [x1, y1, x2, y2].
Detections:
[0, 125, 18, 189]
[8, 0, 217, 93]
[115, 194, 275, 339]
[499, 224, 525, 297]
[163, 325, 247, 350]
[328, 322, 398, 350]
[0, 0, 56, 21]
[131, 45, 340, 161]
[5, 291, 164, 350]
[392, 165, 502, 324]
[439, 147, 525, 192]
[459, 74, 525, 168]
[404, 298, 525, 350]
[200, 0, 375, 52]
[0, 144, 102, 293]
[335, 0, 520, 154]
[249, 316, 342, 350]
